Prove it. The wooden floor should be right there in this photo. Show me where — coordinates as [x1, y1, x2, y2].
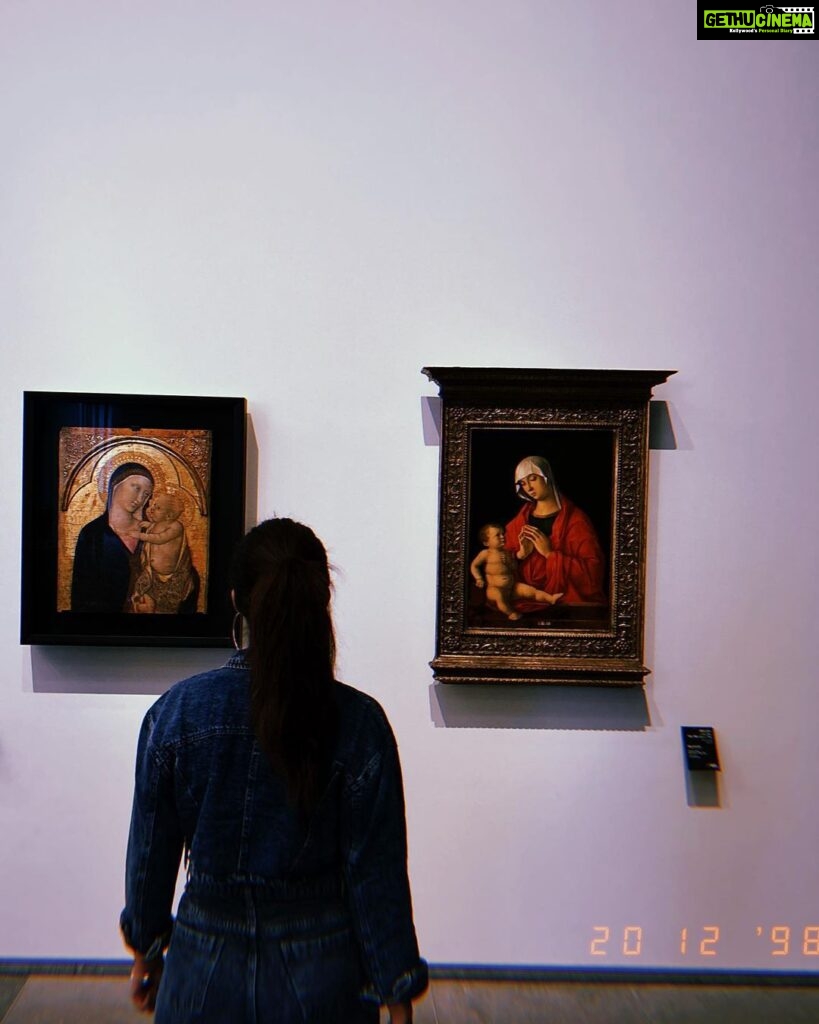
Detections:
[3, 974, 819, 1023]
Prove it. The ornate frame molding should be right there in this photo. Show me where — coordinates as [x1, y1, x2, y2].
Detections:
[423, 367, 675, 685]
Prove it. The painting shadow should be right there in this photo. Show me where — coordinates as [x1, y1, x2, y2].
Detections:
[430, 683, 651, 731]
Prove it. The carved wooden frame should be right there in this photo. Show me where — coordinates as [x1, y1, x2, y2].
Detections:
[21, 391, 246, 647]
[423, 368, 675, 685]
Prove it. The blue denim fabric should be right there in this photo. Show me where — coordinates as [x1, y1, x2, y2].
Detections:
[155, 892, 378, 1024]
[121, 652, 427, 1021]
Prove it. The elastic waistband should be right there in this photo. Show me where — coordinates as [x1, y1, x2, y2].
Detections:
[187, 869, 342, 901]
[178, 874, 346, 936]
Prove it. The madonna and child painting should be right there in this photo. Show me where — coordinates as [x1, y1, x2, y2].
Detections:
[466, 430, 614, 629]
[57, 427, 212, 616]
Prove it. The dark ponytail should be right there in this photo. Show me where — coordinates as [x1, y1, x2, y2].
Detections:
[230, 519, 337, 815]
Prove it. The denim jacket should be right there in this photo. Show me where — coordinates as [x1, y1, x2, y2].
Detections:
[120, 652, 427, 1006]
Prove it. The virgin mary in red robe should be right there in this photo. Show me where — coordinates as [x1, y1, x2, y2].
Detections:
[504, 456, 607, 611]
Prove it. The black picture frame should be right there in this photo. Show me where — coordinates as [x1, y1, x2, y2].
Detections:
[422, 367, 675, 686]
[21, 391, 246, 647]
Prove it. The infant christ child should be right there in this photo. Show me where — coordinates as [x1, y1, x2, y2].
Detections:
[130, 491, 196, 614]
[470, 523, 562, 621]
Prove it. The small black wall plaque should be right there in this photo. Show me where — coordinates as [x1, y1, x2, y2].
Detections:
[682, 726, 721, 771]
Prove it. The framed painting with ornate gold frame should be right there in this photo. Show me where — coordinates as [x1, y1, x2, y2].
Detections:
[21, 391, 246, 646]
[422, 367, 675, 686]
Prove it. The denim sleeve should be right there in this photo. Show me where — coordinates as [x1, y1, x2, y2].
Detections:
[343, 716, 428, 1004]
[120, 710, 184, 960]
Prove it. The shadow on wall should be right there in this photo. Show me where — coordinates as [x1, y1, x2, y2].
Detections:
[430, 683, 650, 731]
[29, 646, 227, 695]
[648, 400, 677, 450]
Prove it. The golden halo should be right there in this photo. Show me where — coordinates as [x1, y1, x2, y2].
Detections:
[96, 447, 167, 499]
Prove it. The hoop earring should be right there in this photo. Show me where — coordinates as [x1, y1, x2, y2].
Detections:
[231, 612, 243, 651]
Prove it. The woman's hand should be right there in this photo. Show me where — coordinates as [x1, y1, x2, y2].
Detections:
[129, 954, 163, 1013]
[520, 525, 552, 558]
[388, 1001, 413, 1024]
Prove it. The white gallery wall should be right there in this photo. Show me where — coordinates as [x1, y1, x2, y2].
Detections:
[2, 2, 818, 970]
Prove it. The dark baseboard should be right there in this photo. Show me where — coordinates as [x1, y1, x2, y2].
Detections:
[2, 960, 819, 986]
[0, 960, 130, 977]
[429, 964, 819, 986]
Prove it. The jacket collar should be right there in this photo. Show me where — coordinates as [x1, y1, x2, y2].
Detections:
[226, 649, 250, 670]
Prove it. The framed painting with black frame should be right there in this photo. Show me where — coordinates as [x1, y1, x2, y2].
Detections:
[422, 367, 675, 686]
[21, 391, 246, 647]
